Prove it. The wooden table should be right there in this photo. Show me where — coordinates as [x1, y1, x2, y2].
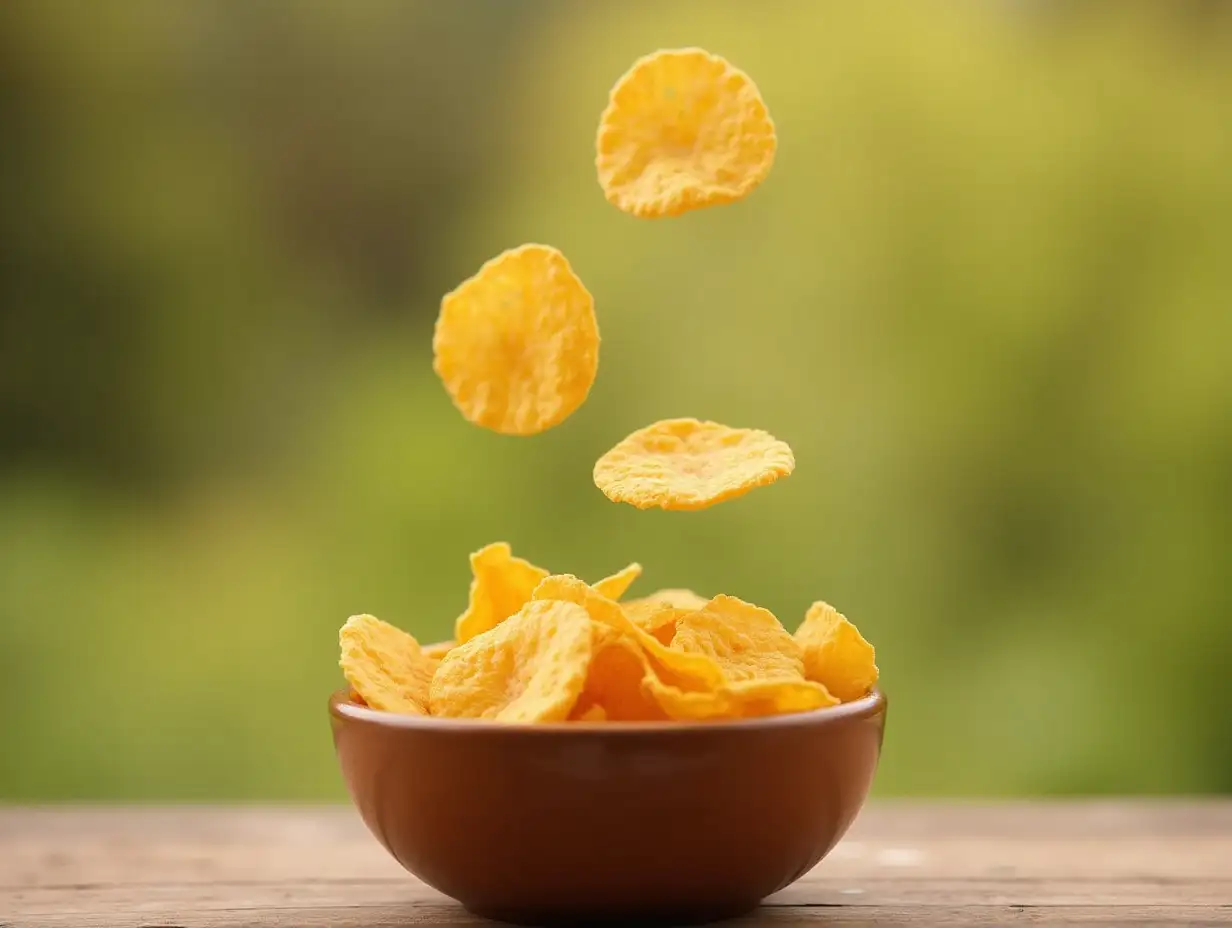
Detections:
[3, 802, 1229, 926]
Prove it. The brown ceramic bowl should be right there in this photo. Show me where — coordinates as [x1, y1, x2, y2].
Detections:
[329, 686, 886, 926]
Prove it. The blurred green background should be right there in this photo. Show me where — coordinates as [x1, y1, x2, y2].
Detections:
[2, 0, 1230, 800]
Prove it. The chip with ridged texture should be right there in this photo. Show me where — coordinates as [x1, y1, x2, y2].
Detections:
[596, 48, 776, 219]
[531, 574, 724, 690]
[433, 244, 599, 435]
[623, 588, 709, 644]
[430, 599, 595, 722]
[339, 614, 436, 715]
[622, 601, 687, 646]
[671, 594, 804, 681]
[796, 601, 879, 702]
[593, 418, 794, 510]
[649, 595, 836, 719]
[628, 587, 710, 613]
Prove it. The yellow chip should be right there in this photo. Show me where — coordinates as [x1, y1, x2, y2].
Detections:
[642, 675, 733, 720]
[629, 587, 710, 612]
[623, 601, 688, 646]
[574, 624, 669, 722]
[454, 542, 549, 644]
[796, 601, 879, 702]
[671, 594, 804, 681]
[623, 588, 709, 644]
[338, 614, 436, 715]
[593, 418, 795, 510]
[531, 574, 723, 690]
[648, 595, 835, 720]
[596, 48, 776, 219]
[725, 678, 836, 717]
[643, 674, 834, 721]
[430, 599, 595, 722]
[433, 243, 599, 435]
[592, 561, 643, 601]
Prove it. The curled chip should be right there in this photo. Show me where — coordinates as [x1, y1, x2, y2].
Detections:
[642, 674, 732, 721]
[643, 674, 833, 721]
[455, 542, 549, 644]
[430, 599, 595, 722]
[650, 595, 836, 719]
[593, 418, 795, 511]
[531, 574, 724, 690]
[433, 243, 599, 435]
[725, 677, 835, 716]
[339, 614, 437, 715]
[596, 48, 776, 219]
[592, 562, 642, 601]
[796, 601, 879, 702]
[574, 624, 668, 721]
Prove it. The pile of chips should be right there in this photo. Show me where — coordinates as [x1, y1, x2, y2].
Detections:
[341, 543, 877, 722]
[339, 48, 880, 722]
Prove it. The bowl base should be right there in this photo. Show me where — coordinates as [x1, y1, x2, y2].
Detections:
[465, 901, 761, 927]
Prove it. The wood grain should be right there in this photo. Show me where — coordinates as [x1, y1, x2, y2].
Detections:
[3, 802, 1230, 926]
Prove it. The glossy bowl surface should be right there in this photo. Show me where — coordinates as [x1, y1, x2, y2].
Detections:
[330, 686, 886, 926]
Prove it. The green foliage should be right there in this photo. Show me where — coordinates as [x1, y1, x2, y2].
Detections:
[2, 1, 1230, 798]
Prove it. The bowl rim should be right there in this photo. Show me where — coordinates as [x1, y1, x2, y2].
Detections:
[329, 686, 886, 735]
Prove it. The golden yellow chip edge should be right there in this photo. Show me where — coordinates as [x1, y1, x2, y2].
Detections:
[592, 561, 642, 601]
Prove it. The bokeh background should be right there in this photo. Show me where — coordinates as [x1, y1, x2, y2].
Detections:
[3, 0, 1230, 800]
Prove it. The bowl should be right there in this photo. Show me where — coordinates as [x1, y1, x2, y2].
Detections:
[329, 686, 886, 926]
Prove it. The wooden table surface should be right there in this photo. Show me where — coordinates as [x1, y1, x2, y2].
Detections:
[3, 801, 1229, 927]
